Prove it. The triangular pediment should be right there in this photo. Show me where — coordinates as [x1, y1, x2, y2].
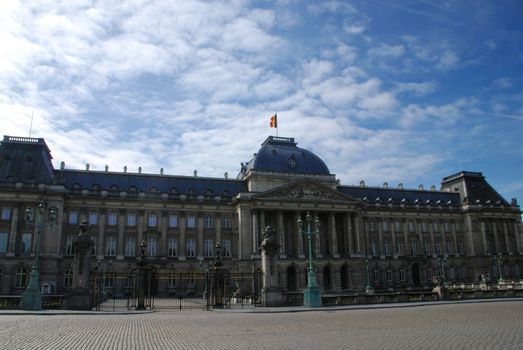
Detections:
[253, 179, 359, 203]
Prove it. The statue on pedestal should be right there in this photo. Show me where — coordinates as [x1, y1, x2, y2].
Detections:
[261, 226, 284, 307]
[66, 220, 94, 310]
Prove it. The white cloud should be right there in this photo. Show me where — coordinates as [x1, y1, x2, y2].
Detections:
[368, 44, 405, 58]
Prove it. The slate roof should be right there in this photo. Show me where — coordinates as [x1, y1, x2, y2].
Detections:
[337, 185, 461, 206]
[239, 136, 330, 177]
[441, 171, 510, 206]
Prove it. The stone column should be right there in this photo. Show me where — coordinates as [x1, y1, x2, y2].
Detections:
[296, 212, 305, 258]
[514, 220, 522, 254]
[354, 213, 362, 253]
[329, 213, 339, 258]
[463, 215, 475, 256]
[391, 219, 397, 258]
[402, 219, 409, 256]
[117, 211, 125, 260]
[197, 214, 204, 259]
[259, 210, 266, 252]
[503, 221, 511, 254]
[346, 213, 353, 255]
[97, 210, 106, 259]
[313, 212, 322, 259]
[377, 218, 384, 258]
[480, 221, 488, 254]
[450, 220, 458, 256]
[178, 213, 186, 260]
[7, 207, 19, 257]
[260, 226, 284, 307]
[429, 220, 435, 257]
[214, 213, 221, 248]
[492, 220, 500, 254]
[277, 211, 286, 258]
[137, 211, 144, 249]
[236, 206, 252, 260]
[251, 210, 258, 255]
[160, 212, 168, 257]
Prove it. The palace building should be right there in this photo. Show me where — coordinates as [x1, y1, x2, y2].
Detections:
[0, 135, 521, 296]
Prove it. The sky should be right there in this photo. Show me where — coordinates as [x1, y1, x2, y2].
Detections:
[0, 0, 522, 203]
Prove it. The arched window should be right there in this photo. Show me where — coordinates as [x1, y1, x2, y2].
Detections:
[72, 183, 82, 192]
[28, 177, 38, 183]
[323, 265, 331, 290]
[149, 186, 158, 192]
[91, 184, 101, 192]
[110, 184, 119, 192]
[203, 189, 213, 200]
[221, 190, 230, 198]
[128, 185, 138, 192]
[16, 267, 28, 288]
[169, 187, 178, 198]
[186, 189, 196, 200]
[373, 267, 381, 283]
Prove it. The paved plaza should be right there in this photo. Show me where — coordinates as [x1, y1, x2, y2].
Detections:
[1, 301, 522, 350]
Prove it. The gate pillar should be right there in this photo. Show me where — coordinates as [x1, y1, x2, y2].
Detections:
[261, 226, 284, 306]
[67, 221, 94, 310]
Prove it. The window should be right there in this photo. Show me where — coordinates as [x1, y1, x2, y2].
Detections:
[399, 268, 406, 282]
[432, 222, 439, 232]
[446, 239, 453, 255]
[107, 212, 118, 226]
[204, 215, 213, 229]
[16, 267, 28, 288]
[223, 216, 231, 229]
[383, 240, 390, 256]
[204, 189, 213, 200]
[410, 240, 417, 255]
[110, 184, 119, 192]
[88, 211, 98, 225]
[455, 222, 462, 233]
[394, 221, 402, 232]
[187, 189, 196, 200]
[187, 215, 196, 229]
[105, 237, 116, 256]
[125, 237, 135, 257]
[373, 267, 381, 282]
[396, 240, 404, 256]
[65, 236, 74, 256]
[21, 233, 32, 255]
[408, 221, 416, 233]
[69, 210, 78, 225]
[149, 186, 158, 192]
[426, 267, 433, 281]
[386, 267, 393, 282]
[0, 232, 8, 253]
[222, 240, 232, 257]
[423, 241, 431, 256]
[168, 238, 177, 257]
[64, 269, 73, 289]
[443, 222, 450, 233]
[204, 239, 214, 257]
[382, 221, 389, 233]
[148, 214, 157, 227]
[147, 237, 157, 256]
[370, 240, 377, 257]
[434, 240, 441, 255]
[421, 222, 428, 233]
[127, 213, 136, 226]
[169, 215, 178, 228]
[369, 221, 376, 232]
[186, 239, 196, 257]
[457, 240, 464, 255]
[1, 207, 11, 220]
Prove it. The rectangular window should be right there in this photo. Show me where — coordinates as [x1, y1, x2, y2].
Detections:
[0, 232, 8, 253]
[222, 216, 231, 229]
[65, 235, 74, 256]
[394, 221, 402, 232]
[222, 240, 232, 257]
[187, 215, 196, 229]
[408, 221, 416, 233]
[148, 214, 157, 228]
[369, 221, 376, 232]
[125, 237, 135, 257]
[169, 214, 178, 228]
[204, 215, 213, 229]
[386, 268, 393, 282]
[1, 207, 11, 220]
[410, 240, 417, 255]
[443, 222, 450, 233]
[105, 237, 116, 256]
[423, 241, 431, 255]
[382, 221, 389, 233]
[432, 222, 439, 232]
[434, 240, 441, 255]
[421, 222, 428, 233]
[399, 268, 406, 282]
[147, 237, 157, 256]
[127, 213, 136, 226]
[88, 211, 98, 225]
[457, 240, 464, 255]
[396, 240, 404, 256]
[446, 239, 453, 255]
[69, 210, 78, 225]
[22, 233, 32, 255]
[370, 240, 377, 257]
[204, 239, 214, 257]
[426, 267, 433, 281]
[107, 212, 118, 226]
[383, 240, 390, 256]
[454, 222, 462, 233]
[186, 239, 196, 257]
[168, 238, 177, 257]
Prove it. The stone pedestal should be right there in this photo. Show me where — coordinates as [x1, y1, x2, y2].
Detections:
[261, 226, 284, 307]
[66, 223, 94, 310]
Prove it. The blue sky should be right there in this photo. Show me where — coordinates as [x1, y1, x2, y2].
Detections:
[1, 0, 522, 203]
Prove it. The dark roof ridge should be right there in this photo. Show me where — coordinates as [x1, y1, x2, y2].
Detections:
[55, 169, 244, 182]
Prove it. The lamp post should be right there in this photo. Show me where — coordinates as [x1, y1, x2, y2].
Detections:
[494, 253, 504, 283]
[297, 212, 322, 307]
[437, 255, 448, 284]
[22, 201, 58, 310]
[135, 240, 147, 310]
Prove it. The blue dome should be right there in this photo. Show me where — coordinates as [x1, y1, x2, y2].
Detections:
[242, 136, 330, 176]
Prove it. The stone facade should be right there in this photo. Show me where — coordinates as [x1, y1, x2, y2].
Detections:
[0, 135, 521, 296]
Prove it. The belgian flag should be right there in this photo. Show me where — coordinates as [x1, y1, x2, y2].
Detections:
[269, 113, 277, 128]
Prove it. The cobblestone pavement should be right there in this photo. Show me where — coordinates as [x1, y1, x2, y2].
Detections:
[1, 301, 522, 350]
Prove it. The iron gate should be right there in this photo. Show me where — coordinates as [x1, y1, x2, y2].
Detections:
[90, 268, 263, 311]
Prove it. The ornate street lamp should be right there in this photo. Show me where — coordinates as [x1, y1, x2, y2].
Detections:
[494, 253, 504, 283]
[297, 212, 322, 307]
[22, 201, 58, 310]
[437, 255, 448, 283]
[136, 240, 148, 310]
